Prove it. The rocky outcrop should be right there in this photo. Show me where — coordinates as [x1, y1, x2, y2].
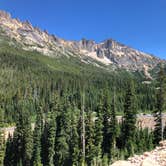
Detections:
[0, 11, 11, 19]
[111, 140, 166, 166]
[111, 161, 133, 166]
[0, 10, 164, 74]
[117, 114, 166, 130]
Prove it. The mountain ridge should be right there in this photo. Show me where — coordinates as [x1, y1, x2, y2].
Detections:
[0, 10, 164, 77]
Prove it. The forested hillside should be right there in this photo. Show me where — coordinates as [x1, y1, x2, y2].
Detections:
[0, 43, 166, 166]
[0, 43, 158, 124]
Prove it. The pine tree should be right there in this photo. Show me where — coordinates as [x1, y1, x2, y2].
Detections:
[102, 88, 111, 156]
[81, 91, 86, 166]
[0, 106, 5, 166]
[12, 101, 33, 166]
[45, 111, 56, 166]
[4, 135, 14, 166]
[153, 66, 166, 144]
[163, 124, 166, 139]
[41, 92, 59, 166]
[94, 97, 103, 160]
[54, 104, 69, 166]
[109, 88, 118, 162]
[69, 105, 80, 166]
[122, 81, 137, 157]
[23, 110, 33, 166]
[147, 131, 154, 151]
[85, 110, 96, 166]
[135, 128, 144, 154]
[32, 104, 43, 166]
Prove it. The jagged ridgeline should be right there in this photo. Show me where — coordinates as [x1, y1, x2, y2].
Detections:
[0, 10, 164, 124]
[0, 10, 164, 75]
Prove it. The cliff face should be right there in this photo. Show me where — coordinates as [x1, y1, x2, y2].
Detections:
[0, 10, 164, 76]
[111, 140, 166, 166]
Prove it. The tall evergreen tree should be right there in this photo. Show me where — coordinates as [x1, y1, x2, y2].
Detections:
[11, 101, 33, 166]
[4, 135, 15, 166]
[109, 88, 118, 162]
[85, 110, 96, 166]
[43, 110, 56, 166]
[23, 109, 33, 166]
[122, 81, 137, 157]
[54, 104, 69, 166]
[94, 96, 103, 160]
[69, 105, 80, 166]
[41, 92, 59, 166]
[102, 88, 111, 156]
[163, 123, 166, 139]
[31, 104, 43, 166]
[0, 106, 5, 166]
[153, 66, 166, 144]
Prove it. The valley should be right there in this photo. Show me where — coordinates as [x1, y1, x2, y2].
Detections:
[0, 9, 166, 166]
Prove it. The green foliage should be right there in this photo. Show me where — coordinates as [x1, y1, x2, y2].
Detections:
[0, 44, 162, 165]
[153, 66, 166, 144]
[94, 97, 104, 159]
[102, 89, 112, 156]
[54, 102, 72, 166]
[10, 101, 33, 166]
[0, 45, 160, 124]
[85, 111, 96, 165]
[0, 108, 5, 166]
[164, 125, 166, 139]
[32, 104, 43, 166]
[121, 81, 137, 157]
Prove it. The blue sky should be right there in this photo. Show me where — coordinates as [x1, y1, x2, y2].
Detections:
[1, 0, 166, 59]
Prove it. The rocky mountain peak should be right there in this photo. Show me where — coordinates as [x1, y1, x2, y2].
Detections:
[102, 39, 115, 48]
[0, 10, 11, 19]
[0, 10, 164, 75]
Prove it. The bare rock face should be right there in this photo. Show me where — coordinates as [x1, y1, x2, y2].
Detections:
[0, 11, 11, 19]
[111, 140, 166, 166]
[0, 10, 164, 74]
[111, 161, 133, 166]
[140, 158, 160, 166]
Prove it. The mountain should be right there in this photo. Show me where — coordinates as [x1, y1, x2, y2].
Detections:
[0, 10, 164, 78]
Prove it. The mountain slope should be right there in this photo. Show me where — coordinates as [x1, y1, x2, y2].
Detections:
[0, 10, 164, 78]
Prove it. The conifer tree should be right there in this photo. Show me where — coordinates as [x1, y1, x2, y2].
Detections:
[94, 96, 103, 159]
[109, 88, 118, 162]
[23, 111, 33, 166]
[54, 104, 69, 166]
[82, 92, 86, 165]
[122, 81, 137, 157]
[163, 124, 166, 139]
[12, 101, 33, 166]
[0, 106, 5, 166]
[102, 88, 111, 156]
[153, 66, 166, 144]
[135, 128, 143, 154]
[32, 104, 43, 166]
[45, 111, 56, 166]
[147, 131, 154, 151]
[69, 105, 80, 166]
[85, 110, 96, 166]
[4, 135, 14, 166]
[41, 93, 59, 166]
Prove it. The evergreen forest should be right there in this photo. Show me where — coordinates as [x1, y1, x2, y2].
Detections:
[0, 45, 166, 166]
